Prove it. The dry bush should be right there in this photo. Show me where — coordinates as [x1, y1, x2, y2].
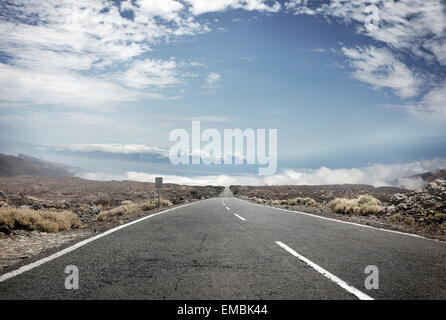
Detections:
[427, 212, 446, 223]
[97, 201, 139, 221]
[141, 201, 157, 211]
[250, 197, 265, 204]
[357, 195, 381, 206]
[159, 198, 173, 208]
[98, 198, 174, 221]
[285, 197, 318, 207]
[329, 195, 382, 216]
[0, 207, 80, 232]
[389, 213, 416, 225]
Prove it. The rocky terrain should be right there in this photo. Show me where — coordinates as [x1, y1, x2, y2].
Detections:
[230, 184, 409, 203]
[231, 181, 446, 241]
[385, 179, 446, 232]
[0, 176, 223, 271]
[0, 175, 223, 225]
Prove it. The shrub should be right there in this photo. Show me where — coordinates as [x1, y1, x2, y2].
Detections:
[98, 198, 173, 221]
[404, 216, 416, 225]
[357, 195, 381, 206]
[0, 207, 80, 232]
[300, 197, 318, 207]
[432, 212, 446, 223]
[97, 202, 139, 221]
[389, 213, 416, 225]
[389, 213, 404, 223]
[285, 197, 318, 207]
[141, 201, 156, 211]
[159, 198, 173, 208]
[121, 200, 133, 206]
[329, 195, 382, 216]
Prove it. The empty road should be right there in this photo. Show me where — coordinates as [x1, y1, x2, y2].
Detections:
[0, 188, 445, 299]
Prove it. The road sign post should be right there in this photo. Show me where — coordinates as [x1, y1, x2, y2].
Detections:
[155, 177, 163, 208]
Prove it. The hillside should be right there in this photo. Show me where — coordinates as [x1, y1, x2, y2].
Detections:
[409, 169, 446, 183]
[0, 153, 73, 177]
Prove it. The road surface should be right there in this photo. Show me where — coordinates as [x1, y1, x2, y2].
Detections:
[0, 188, 445, 299]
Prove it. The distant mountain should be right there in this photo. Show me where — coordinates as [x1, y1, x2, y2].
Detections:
[408, 169, 446, 182]
[0, 153, 74, 177]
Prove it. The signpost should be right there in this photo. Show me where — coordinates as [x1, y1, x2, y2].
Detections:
[155, 177, 163, 208]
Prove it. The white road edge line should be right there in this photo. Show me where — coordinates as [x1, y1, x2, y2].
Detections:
[239, 198, 441, 243]
[0, 199, 210, 283]
[226, 206, 230, 210]
[275, 241, 374, 300]
[234, 213, 246, 221]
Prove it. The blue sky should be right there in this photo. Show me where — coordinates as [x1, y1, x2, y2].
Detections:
[1, 0, 446, 187]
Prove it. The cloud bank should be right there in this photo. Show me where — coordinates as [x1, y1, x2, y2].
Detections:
[79, 158, 446, 189]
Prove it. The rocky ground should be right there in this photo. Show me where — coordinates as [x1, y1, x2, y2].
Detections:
[0, 176, 224, 271]
[230, 184, 409, 203]
[0, 229, 90, 271]
[231, 181, 446, 241]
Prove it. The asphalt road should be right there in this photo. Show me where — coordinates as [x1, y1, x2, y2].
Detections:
[0, 188, 445, 299]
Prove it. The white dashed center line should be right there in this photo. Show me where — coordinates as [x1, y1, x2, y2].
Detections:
[234, 213, 246, 221]
[275, 241, 374, 300]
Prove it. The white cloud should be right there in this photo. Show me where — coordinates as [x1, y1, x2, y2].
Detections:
[136, 0, 184, 21]
[423, 38, 446, 66]
[156, 114, 235, 122]
[205, 72, 221, 86]
[0, 63, 156, 108]
[78, 158, 446, 188]
[404, 81, 446, 119]
[342, 46, 421, 99]
[122, 59, 180, 89]
[184, 0, 281, 15]
[286, 0, 446, 59]
[285, 0, 446, 119]
[66, 143, 170, 158]
[0, 0, 208, 108]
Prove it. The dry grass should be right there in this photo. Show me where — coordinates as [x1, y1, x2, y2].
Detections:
[97, 198, 174, 221]
[249, 196, 319, 207]
[388, 213, 416, 225]
[0, 207, 80, 232]
[287, 197, 318, 207]
[427, 212, 446, 223]
[141, 201, 157, 211]
[159, 198, 173, 207]
[328, 195, 382, 216]
[97, 201, 140, 221]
